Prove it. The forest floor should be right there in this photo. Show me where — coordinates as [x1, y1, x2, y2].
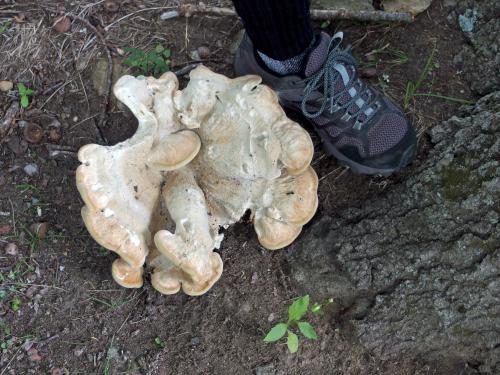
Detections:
[0, 1, 477, 374]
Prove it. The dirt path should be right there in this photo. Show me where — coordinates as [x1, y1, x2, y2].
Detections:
[0, 1, 483, 374]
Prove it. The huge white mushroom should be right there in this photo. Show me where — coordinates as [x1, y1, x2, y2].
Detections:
[76, 66, 318, 295]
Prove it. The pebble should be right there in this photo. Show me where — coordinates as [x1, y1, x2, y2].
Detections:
[27, 348, 42, 362]
[104, 0, 119, 12]
[30, 222, 48, 239]
[0, 224, 12, 235]
[160, 10, 179, 20]
[0, 80, 14, 92]
[190, 337, 201, 346]
[5, 243, 18, 256]
[23, 123, 44, 144]
[189, 50, 201, 61]
[255, 363, 275, 375]
[23, 163, 39, 176]
[197, 46, 210, 59]
[51, 368, 63, 375]
[251, 271, 258, 284]
[48, 127, 63, 142]
[53, 16, 71, 33]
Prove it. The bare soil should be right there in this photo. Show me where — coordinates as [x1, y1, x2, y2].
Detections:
[0, 1, 477, 374]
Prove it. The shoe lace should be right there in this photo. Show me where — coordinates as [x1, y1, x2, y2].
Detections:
[301, 32, 378, 126]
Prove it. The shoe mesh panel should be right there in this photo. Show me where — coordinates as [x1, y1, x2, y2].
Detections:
[368, 113, 407, 156]
[326, 126, 341, 138]
[304, 34, 331, 76]
[335, 136, 365, 155]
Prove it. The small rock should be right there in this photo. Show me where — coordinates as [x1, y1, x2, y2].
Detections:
[51, 368, 63, 375]
[74, 347, 85, 357]
[5, 243, 18, 256]
[0, 225, 12, 235]
[0, 80, 13, 92]
[251, 272, 258, 284]
[30, 222, 48, 239]
[53, 16, 71, 33]
[160, 10, 179, 20]
[189, 50, 201, 61]
[197, 46, 210, 60]
[458, 9, 478, 33]
[23, 164, 39, 176]
[255, 363, 275, 375]
[27, 348, 42, 362]
[104, 0, 119, 12]
[23, 123, 44, 144]
[22, 340, 34, 352]
[267, 312, 275, 322]
[48, 127, 63, 142]
[361, 67, 377, 78]
[190, 337, 201, 346]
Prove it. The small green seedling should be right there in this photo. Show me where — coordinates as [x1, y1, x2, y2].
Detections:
[154, 336, 166, 349]
[0, 20, 12, 34]
[10, 297, 22, 312]
[123, 44, 171, 77]
[17, 83, 34, 108]
[320, 20, 331, 29]
[263, 295, 333, 353]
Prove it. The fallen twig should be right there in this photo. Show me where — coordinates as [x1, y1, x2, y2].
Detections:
[176, 4, 413, 23]
[0, 101, 20, 141]
[45, 143, 78, 158]
[173, 63, 201, 76]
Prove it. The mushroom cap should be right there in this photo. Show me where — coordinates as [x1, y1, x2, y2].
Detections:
[76, 72, 201, 289]
[76, 65, 319, 295]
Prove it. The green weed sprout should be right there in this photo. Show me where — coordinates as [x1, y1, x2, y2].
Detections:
[154, 336, 166, 349]
[17, 83, 34, 108]
[123, 44, 171, 77]
[263, 295, 333, 353]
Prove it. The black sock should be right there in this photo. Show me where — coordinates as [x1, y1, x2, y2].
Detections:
[232, 0, 314, 61]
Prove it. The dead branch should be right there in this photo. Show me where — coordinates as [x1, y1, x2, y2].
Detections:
[0, 101, 20, 141]
[177, 4, 413, 23]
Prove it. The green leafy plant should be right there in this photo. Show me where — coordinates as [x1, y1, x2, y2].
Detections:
[17, 83, 34, 108]
[123, 44, 171, 77]
[263, 295, 333, 353]
[154, 336, 166, 349]
[10, 297, 22, 311]
[0, 20, 12, 34]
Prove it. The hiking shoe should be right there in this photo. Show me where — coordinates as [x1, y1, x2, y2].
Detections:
[234, 31, 417, 176]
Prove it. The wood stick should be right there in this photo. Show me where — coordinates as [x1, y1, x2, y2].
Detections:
[0, 101, 20, 141]
[177, 4, 413, 23]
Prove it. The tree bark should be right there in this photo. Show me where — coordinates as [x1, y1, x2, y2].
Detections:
[287, 91, 500, 374]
